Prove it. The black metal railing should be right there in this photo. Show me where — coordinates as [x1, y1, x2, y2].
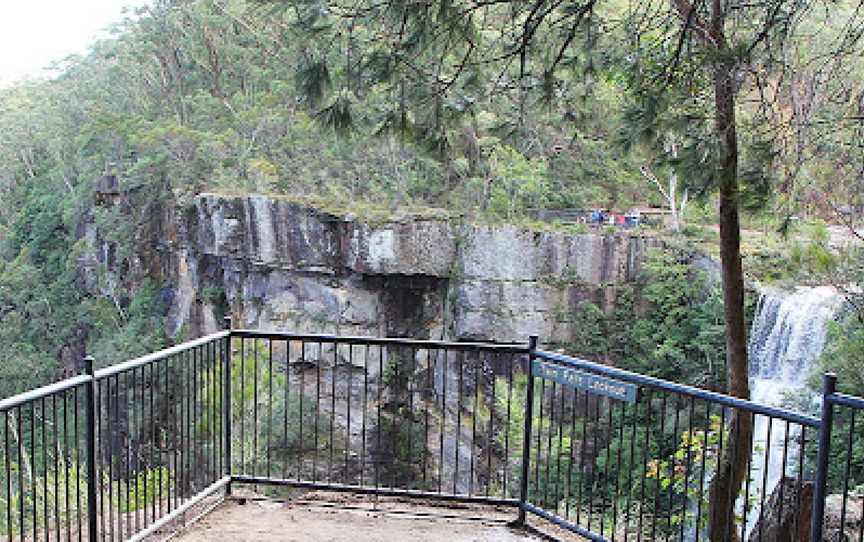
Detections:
[812, 374, 864, 542]
[0, 332, 231, 542]
[522, 350, 822, 542]
[225, 329, 529, 505]
[0, 325, 862, 541]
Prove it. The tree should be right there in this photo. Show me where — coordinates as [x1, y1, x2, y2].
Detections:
[272, 0, 864, 536]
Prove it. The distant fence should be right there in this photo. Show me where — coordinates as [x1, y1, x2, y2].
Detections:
[0, 324, 860, 541]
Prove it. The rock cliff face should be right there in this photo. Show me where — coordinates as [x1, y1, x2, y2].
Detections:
[154, 193, 658, 346]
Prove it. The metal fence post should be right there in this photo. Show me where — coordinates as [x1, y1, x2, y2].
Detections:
[811, 372, 837, 542]
[83, 356, 98, 542]
[223, 316, 233, 496]
[516, 336, 538, 526]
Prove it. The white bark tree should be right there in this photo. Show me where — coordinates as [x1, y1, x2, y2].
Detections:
[640, 135, 689, 232]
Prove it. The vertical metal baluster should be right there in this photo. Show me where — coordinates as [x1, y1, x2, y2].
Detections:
[776, 420, 790, 538]
[758, 416, 773, 542]
[174, 355, 182, 511]
[453, 350, 465, 493]
[53, 395, 60, 542]
[180, 352, 187, 503]
[695, 401, 711, 542]
[193, 347, 201, 490]
[309, 341, 317, 482]
[214, 340, 220, 484]
[637, 389, 654, 541]
[5, 412, 11, 542]
[138, 367, 146, 530]
[96, 379, 112, 540]
[223, 325, 233, 497]
[589, 391, 602, 533]
[252, 340, 259, 481]
[74, 386, 83, 542]
[82, 359, 97, 542]
[612, 399, 626, 542]
[329, 343, 336, 485]
[239, 339, 245, 477]
[377, 345, 384, 491]
[30, 402, 37, 541]
[666, 398, 681, 539]
[791, 426, 806, 540]
[127, 368, 144, 533]
[424, 348, 431, 490]
[679, 397, 696, 542]
[361, 345, 369, 487]
[40, 398, 48, 541]
[554, 384, 565, 516]
[283, 341, 290, 480]
[470, 351, 478, 496]
[839, 411, 856, 540]
[516, 338, 537, 527]
[150, 363, 157, 528]
[601, 399, 615, 538]
[126, 372, 133, 536]
[16, 407, 24, 542]
[191, 348, 198, 494]
[534, 375, 545, 507]
[64, 393, 71, 542]
[812, 374, 836, 542]
[267, 341, 273, 480]
[96, 379, 106, 540]
[713, 407, 727, 542]
[299, 341, 308, 481]
[650, 394, 668, 540]
[408, 347, 416, 490]
[504, 353, 514, 498]
[486, 353, 495, 498]
[134, 367, 142, 534]
[438, 349, 446, 493]
[858, 429, 864, 542]
[565, 388, 578, 522]
[189, 348, 196, 496]
[196, 345, 204, 489]
[623, 393, 639, 541]
[724, 410, 742, 542]
[346, 345, 353, 484]
[544, 379, 555, 510]
[741, 413, 754, 542]
[577, 389, 589, 527]
[392, 346, 400, 490]
[207, 343, 213, 483]
[170, 354, 178, 513]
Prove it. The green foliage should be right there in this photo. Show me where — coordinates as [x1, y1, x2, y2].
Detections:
[624, 250, 726, 389]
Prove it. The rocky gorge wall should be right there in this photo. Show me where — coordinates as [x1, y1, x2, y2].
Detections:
[149, 193, 660, 346]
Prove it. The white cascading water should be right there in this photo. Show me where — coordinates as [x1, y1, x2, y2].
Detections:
[744, 285, 841, 534]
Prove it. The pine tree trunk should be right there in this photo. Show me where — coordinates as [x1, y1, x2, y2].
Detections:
[708, 50, 753, 542]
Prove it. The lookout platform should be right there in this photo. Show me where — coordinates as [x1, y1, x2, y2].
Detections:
[167, 490, 575, 542]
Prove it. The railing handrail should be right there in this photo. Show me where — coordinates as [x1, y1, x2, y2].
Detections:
[827, 391, 864, 410]
[535, 349, 821, 427]
[230, 329, 531, 353]
[0, 374, 92, 412]
[0, 331, 230, 411]
[95, 330, 230, 380]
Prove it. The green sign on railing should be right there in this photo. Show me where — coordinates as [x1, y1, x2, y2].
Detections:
[532, 360, 637, 403]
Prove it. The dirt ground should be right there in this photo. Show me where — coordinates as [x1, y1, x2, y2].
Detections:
[173, 494, 543, 542]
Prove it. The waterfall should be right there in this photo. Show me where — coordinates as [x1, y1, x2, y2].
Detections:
[744, 285, 841, 533]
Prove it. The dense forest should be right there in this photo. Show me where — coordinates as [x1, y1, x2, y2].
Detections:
[0, 0, 861, 391]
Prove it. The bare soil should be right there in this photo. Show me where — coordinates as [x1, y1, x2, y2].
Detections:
[173, 493, 541, 542]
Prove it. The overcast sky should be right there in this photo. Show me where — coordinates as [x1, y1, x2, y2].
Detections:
[0, 2, 144, 87]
